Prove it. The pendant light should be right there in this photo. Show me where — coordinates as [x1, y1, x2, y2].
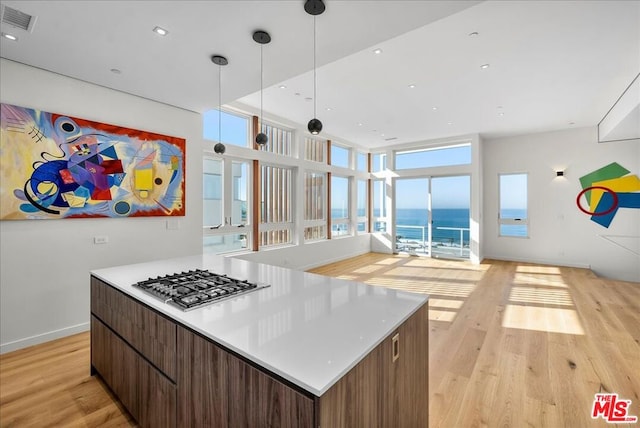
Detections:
[211, 54, 228, 154]
[305, 0, 325, 135]
[253, 30, 271, 146]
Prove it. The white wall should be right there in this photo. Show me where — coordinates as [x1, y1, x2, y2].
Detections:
[483, 127, 640, 282]
[0, 59, 204, 353]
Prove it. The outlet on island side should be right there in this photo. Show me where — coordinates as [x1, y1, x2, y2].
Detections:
[94, 236, 109, 244]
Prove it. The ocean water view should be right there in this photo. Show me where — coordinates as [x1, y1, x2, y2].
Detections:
[390, 208, 528, 244]
[395, 208, 471, 245]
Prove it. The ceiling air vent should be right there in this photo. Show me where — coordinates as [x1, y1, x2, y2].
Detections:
[384, 137, 398, 142]
[1, 5, 37, 32]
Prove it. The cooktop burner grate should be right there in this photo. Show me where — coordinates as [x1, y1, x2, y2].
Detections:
[133, 269, 269, 311]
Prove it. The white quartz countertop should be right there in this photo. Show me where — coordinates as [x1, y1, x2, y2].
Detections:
[91, 253, 428, 396]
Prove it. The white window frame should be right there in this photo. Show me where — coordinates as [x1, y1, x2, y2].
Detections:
[303, 170, 327, 242]
[498, 172, 529, 238]
[331, 174, 351, 237]
[259, 163, 295, 248]
[203, 155, 252, 253]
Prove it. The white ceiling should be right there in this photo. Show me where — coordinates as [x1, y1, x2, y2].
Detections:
[1, 1, 638, 149]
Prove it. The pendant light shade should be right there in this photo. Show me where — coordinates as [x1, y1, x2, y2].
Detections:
[211, 54, 228, 154]
[308, 118, 322, 135]
[304, 0, 325, 15]
[305, 0, 325, 136]
[253, 30, 271, 146]
[214, 142, 226, 154]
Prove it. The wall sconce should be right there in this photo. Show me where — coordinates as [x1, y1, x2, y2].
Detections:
[556, 170, 565, 177]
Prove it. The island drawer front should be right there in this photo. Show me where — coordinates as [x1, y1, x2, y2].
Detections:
[91, 315, 176, 428]
[228, 355, 316, 427]
[177, 326, 316, 428]
[91, 276, 177, 381]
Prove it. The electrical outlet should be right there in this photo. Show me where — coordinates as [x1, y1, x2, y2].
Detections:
[94, 236, 109, 244]
[167, 219, 180, 230]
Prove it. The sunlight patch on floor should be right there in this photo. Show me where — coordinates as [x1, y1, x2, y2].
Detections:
[374, 257, 406, 266]
[514, 273, 568, 288]
[502, 304, 585, 335]
[509, 287, 574, 306]
[429, 309, 458, 322]
[353, 265, 386, 274]
[429, 298, 465, 310]
[515, 265, 562, 275]
[366, 278, 476, 298]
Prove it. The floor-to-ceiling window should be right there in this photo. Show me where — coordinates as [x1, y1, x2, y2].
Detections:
[203, 157, 251, 253]
[431, 176, 470, 258]
[394, 175, 470, 259]
[393, 142, 472, 259]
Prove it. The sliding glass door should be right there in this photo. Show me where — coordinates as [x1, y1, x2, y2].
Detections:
[395, 178, 430, 255]
[431, 176, 470, 259]
[395, 175, 470, 259]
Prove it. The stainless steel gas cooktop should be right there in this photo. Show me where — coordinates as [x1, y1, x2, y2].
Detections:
[133, 269, 269, 311]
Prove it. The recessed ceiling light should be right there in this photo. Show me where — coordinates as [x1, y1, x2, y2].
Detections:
[373, 48, 383, 54]
[569, 121, 575, 125]
[357, 123, 363, 126]
[2, 33, 18, 41]
[153, 26, 168, 36]
[381, 133, 385, 137]
[480, 64, 490, 69]
[325, 107, 332, 111]
[432, 107, 438, 111]
[279, 85, 287, 89]
[498, 112, 504, 116]
[110, 68, 122, 74]
[468, 31, 479, 37]
[447, 122, 453, 125]
[408, 84, 416, 89]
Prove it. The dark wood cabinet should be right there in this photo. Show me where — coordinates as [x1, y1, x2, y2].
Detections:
[228, 348, 316, 427]
[315, 304, 429, 428]
[90, 276, 428, 428]
[91, 276, 176, 381]
[91, 315, 176, 428]
[176, 325, 229, 427]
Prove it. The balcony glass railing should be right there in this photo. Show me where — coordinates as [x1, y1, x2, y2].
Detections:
[395, 225, 470, 259]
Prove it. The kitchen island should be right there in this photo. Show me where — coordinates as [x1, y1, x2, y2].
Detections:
[90, 253, 429, 427]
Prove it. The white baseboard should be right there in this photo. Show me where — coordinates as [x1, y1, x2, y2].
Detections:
[483, 254, 591, 270]
[0, 322, 90, 354]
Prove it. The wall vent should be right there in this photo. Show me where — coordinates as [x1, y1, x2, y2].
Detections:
[1, 5, 37, 33]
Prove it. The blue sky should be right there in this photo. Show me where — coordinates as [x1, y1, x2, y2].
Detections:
[204, 110, 525, 212]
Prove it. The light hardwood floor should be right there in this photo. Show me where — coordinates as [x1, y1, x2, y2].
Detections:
[309, 254, 640, 428]
[1, 255, 638, 427]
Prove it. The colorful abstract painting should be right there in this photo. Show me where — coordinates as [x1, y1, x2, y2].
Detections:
[0, 103, 185, 220]
[577, 162, 640, 228]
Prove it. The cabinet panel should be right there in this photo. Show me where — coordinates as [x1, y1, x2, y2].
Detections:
[228, 352, 315, 428]
[91, 315, 138, 418]
[177, 327, 228, 427]
[91, 316, 176, 428]
[91, 277, 176, 380]
[318, 302, 429, 428]
[380, 302, 429, 427]
[317, 340, 383, 427]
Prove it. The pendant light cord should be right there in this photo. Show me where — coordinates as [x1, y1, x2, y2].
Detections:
[313, 15, 317, 119]
[260, 43, 264, 133]
[218, 65, 222, 144]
